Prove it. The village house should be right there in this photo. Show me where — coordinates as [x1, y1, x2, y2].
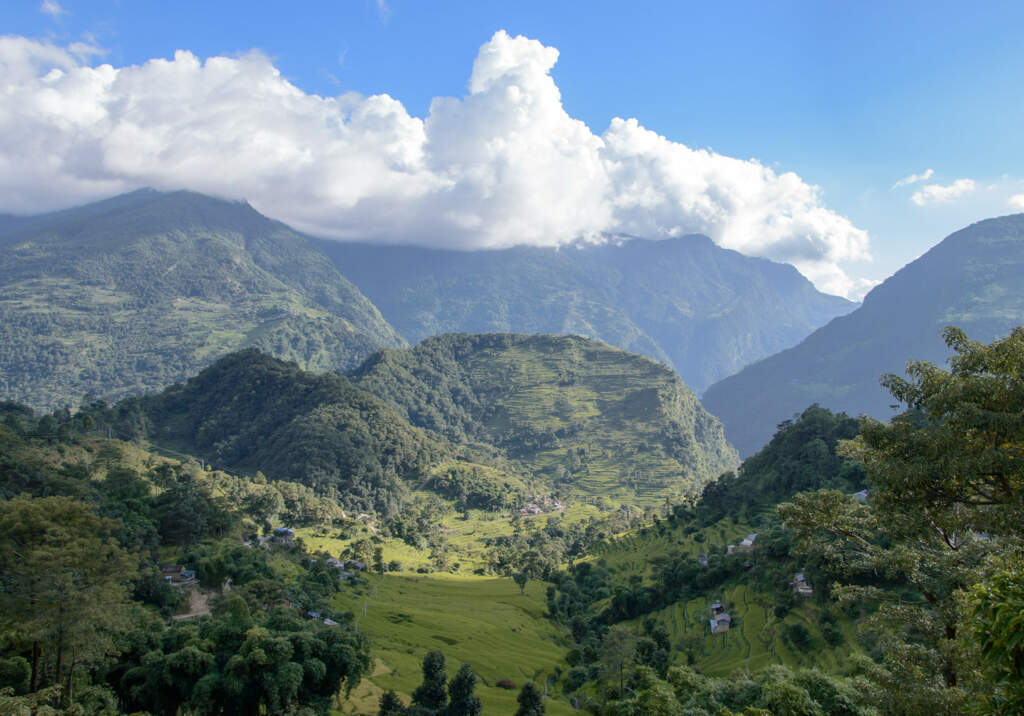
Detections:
[793, 570, 814, 598]
[273, 527, 295, 547]
[709, 600, 732, 634]
[697, 553, 709, 568]
[160, 564, 197, 588]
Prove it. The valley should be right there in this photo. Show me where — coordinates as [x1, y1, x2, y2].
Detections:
[1, 191, 1023, 715]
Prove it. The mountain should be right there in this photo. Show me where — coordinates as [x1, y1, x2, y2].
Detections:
[0, 190, 404, 410]
[702, 213, 1024, 457]
[311, 235, 856, 394]
[351, 333, 740, 504]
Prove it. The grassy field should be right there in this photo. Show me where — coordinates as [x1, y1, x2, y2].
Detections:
[331, 573, 577, 715]
[298, 501, 609, 574]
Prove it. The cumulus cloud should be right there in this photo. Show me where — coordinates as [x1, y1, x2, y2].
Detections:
[892, 168, 933, 189]
[0, 31, 871, 298]
[1009, 194, 1024, 211]
[911, 179, 976, 206]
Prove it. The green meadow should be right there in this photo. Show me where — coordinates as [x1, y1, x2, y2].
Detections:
[330, 573, 577, 715]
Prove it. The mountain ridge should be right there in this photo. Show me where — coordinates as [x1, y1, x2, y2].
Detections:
[311, 233, 856, 394]
[0, 189, 404, 410]
[703, 213, 1024, 456]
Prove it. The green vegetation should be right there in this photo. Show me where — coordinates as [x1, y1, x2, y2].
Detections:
[314, 234, 853, 393]
[353, 333, 738, 505]
[90, 349, 452, 517]
[329, 573, 574, 715]
[7, 318, 1024, 714]
[0, 189, 402, 411]
[780, 327, 1024, 713]
[0, 404, 370, 714]
[705, 213, 1024, 456]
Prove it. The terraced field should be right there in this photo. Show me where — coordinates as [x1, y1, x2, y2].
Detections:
[331, 573, 576, 715]
[586, 518, 863, 677]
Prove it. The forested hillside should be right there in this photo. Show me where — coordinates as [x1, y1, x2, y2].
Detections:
[703, 213, 1024, 456]
[314, 235, 855, 393]
[352, 333, 739, 504]
[96, 349, 451, 518]
[0, 190, 403, 411]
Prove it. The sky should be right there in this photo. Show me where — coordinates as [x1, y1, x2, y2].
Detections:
[2, 1, 1023, 300]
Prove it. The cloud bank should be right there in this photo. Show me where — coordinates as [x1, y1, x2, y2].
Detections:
[0, 31, 871, 298]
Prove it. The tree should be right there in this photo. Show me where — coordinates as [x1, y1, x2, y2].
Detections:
[446, 662, 481, 716]
[513, 571, 529, 594]
[965, 553, 1024, 714]
[515, 681, 544, 716]
[411, 650, 448, 712]
[780, 327, 1024, 711]
[600, 625, 636, 697]
[0, 496, 136, 703]
[379, 689, 406, 715]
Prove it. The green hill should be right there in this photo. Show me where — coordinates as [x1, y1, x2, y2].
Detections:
[106, 349, 449, 517]
[0, 189, 403, 411]
[352, 333, 739, 505]
[313, 235, 855, 394]
[703, 213, 1024, 456]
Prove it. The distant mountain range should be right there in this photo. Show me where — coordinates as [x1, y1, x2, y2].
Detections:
[0, 189, 855, 412]
[0, 190, 403, 409]
[703, 214, 1024, 457]
[313, 235, 855, 393]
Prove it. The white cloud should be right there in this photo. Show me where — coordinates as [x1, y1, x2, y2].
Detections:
[1009, 194, 1024, 211]
[0, 31, 872, 298]
[39, 1, 65, 17]
[911, 179, 976, 206]
[892, 168, 933, 189]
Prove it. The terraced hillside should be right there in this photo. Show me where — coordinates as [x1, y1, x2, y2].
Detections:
[586, 519, 859, 678]
[353, 333, 739, 505]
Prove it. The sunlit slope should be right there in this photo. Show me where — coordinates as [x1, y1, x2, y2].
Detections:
[332, 573, 577, 715]
[353, 333, 739, 506]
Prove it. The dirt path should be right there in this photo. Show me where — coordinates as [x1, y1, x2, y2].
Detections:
[172, 588, 211, 620]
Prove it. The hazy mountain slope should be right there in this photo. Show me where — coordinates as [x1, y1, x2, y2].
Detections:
[352, 333, 740, 504]
[0, 190, 403, 410]
[312, 236, 855, 393]
[703, 214, 1024, 457]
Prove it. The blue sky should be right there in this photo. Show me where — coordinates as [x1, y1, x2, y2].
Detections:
[2, 0, 1023, 296]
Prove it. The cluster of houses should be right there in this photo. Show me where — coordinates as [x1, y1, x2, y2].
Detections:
[709, 600, 732, 634]
[325, 556, 368, 581]
[518, 494, 563, 516]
